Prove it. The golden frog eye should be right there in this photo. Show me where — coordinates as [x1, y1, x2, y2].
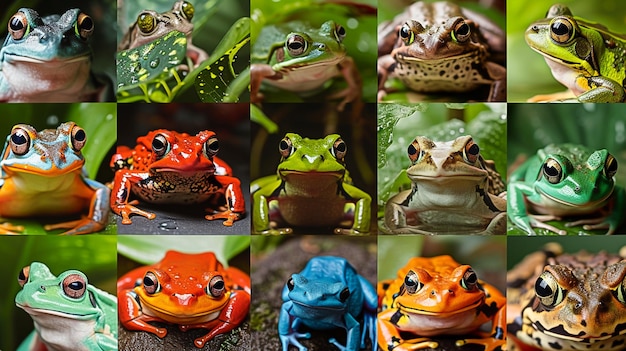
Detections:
[535, 271, 565, 307]
[407, 140, 422, 164]
[335, 24, 346, 43]
[204, 136, 219, 158]
[17, 265, 30, 287]
[399, 23, 415, 46]
[137, 12, 157, 34]
[404, 270, 423, 294]
[542, 157, 564, 184]
[460, 268, 479, 290]
[8, 12, 29, 40]
[152, 134, 169, 159]
[143, 271, 161, 295]
[549, 17, 575, 44]
[10, 126, 31, 156]
[451, 18, 471, 43]
[70, 125, 87, 152]
[604, 154, 618, 179]
[463, 138, 480, 164]
[279, 136, 294, 158]
[181, 1, 195, 21]
[62, 273, 87, 299]
[331, 138, 347, 161]
[75, 13, 94, 41]
[286, 34, 307, 56]
[207, 275, 226, 298]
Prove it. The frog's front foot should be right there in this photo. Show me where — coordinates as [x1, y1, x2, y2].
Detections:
[0, 222, 25, 234]
[566, 216, 613, 234]
[280, 332, 311, 351]
[328, 337, 349, 351]
[205, 209, 242, 226]
[388, 339, 439, 351]
[456, 336, 506, 351]
[45, 218, 106, 235]
[513, 214, 566, 235]
[113, 201, 156, 224]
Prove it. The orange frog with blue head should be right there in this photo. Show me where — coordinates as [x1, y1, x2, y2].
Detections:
[117, 250, 250, 348]
[110, 129, 245, 226]
[0, 122, 110, 234]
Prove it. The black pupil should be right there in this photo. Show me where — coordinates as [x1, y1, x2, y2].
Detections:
[209, 140, 219, 151]
[543, 163, 559, 177]
[535, 278, 553, 297]
[340, 288, 350, 301]
[407, 144, 417, 156]
[400, 26, 409, 38]
[289, 41, 303, 50]
[337, 26, 345, 36]
[336, 142, 346, 153]
[468, 143, 479, 155]
[143, 276, 154, 286]
[69, 281, 84, 291]
[213, 280, 224, 290]
[74, 129, 86, 142]
[10, 17, 23, 31]
[80, 17, 94, 30]
[11, 132, 27, 145]
[551, 21, 569, 35]
[457, 23, 470, 36]
[465, 272, 477, 285]
[18, 270, 26, 280]
[608, 159, 618, 173]
[153, 139, 164, 150]
[280, 140, 289, 151]
[405, 275, 416, 287]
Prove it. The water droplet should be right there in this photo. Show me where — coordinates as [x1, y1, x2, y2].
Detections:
[159, 220, 178, 231]
[150, 58, 160, 68]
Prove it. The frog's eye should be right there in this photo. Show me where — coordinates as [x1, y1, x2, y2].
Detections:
[604, 154, 618, 179]
[143, 271, 161, 295]
[286, 277, 295, 291]
[10, 127, 31, 156]
[542, 158, 564, 184]
[75, 13, 94, 41]
[207, 275, 226, 298]
[70, 125, 87, 152]
[181, 1, 195, 21]
[331, 138, 347, 161]
[535, 271, 565, 307]
[404, 270, 423, 294]
[17, 265, 30, 287]
[152, 134, 169, 159]
[279, 137, 294, 158]
[62, 274, 87, 299]
[137, 12, 157, 34]
[204, 136, 219, 158]
[463, 138, 480, 163]
[339, 287, 350, 302]
[460, 268, 479, 290]
[334, 25, 346, 43]
[8, 12, 29, 40]
[451, 19, 471, 43]
[399, 23, 415, 46]
[549, 17, 575, 44]
[407, 140, 422, 164]
[286, 34, 307, 56]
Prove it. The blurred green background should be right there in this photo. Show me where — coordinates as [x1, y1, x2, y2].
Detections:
[507, 0, 626, 101]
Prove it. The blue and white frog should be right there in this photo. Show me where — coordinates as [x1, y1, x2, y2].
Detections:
[278, 256, 377, 351]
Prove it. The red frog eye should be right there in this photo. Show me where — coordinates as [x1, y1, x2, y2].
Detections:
[279, 137, 294, 158]
[207, 275, 225, 298]
[62, 273, 87, 299]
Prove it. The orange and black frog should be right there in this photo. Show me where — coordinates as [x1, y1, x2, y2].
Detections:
[110, 129, 245, 226]
[378, 255, 506, 351]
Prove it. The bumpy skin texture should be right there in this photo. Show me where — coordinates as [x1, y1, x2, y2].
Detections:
[110, 129, 245, 227]
[278, 256, 377, 351]
[117, 251, 250, 349]
[507, 244, 626, 351]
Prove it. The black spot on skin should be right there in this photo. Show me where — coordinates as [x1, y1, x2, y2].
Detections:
[612, 338, 626, 348]
[390, 310, 404, 326]
[581, 319, 587, 327]
[477, 300, 499, 318]
[548, 341, 563, 349]
[439, 70, 445, 76]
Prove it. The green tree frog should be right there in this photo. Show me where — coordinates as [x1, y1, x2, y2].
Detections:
[251, 133, 371, 234]
[508, 144, 625, 234]
[15, 262, 117, 351]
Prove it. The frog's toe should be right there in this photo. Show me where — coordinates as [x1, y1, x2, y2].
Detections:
[46, 218, 105, 235]
[205, 210, 242, 226]
[328, 338, 348, 351]
[0, 222, 25, 234]
[114, 203, 156, 224]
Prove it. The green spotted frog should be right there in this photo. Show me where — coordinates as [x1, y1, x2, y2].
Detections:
[507, 243, 626, 351]
[251, 21, 361, 111]
[508, 144, 625, 235]
[251, 133, 371, 234]
[384, 135, 506, 234]
[378, 1, 506, 101]
[15, 262, 117, 351]
[525, 4, 626, 102]
[118, 0, 208, 68]
[0, 8, 109, 102]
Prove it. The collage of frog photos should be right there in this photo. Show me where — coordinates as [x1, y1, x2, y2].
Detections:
[1, 0, 626, 350]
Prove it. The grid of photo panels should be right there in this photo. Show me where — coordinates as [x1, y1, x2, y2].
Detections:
[1, 0, 626, 351]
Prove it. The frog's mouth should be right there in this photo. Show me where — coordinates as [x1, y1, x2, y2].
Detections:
[292, 299, 344, 311]
[397, 299, 482, 316]
[536, 187, 612, 210]
[3, 53, 91, 65]
[16, 304, 97, 321]
[4, 160, 84, 177]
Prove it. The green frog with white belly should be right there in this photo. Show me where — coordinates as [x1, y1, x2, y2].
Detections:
[508, 143, 625, 235]
[251, 20, 361, 110]
[378, 1, 506, 101]
[525, 4, 626, 102]
[384, 135, 507, 234]
[0, 8, 110, 102]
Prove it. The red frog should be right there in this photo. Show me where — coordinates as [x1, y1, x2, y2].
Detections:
[117, 250, 250, 348]
[110, 129, 245, 226]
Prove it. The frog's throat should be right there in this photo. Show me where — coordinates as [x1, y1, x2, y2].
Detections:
[16, 304, 98, 321]
[4, 160, 84, 176]
[528, 46, 580, 67]
[3, 53, 91, 65]
[395, 50, 477, 62]
[397, 298, 482, 316]
[139, 299, 226, 321]
[536, 186, 613, 208]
